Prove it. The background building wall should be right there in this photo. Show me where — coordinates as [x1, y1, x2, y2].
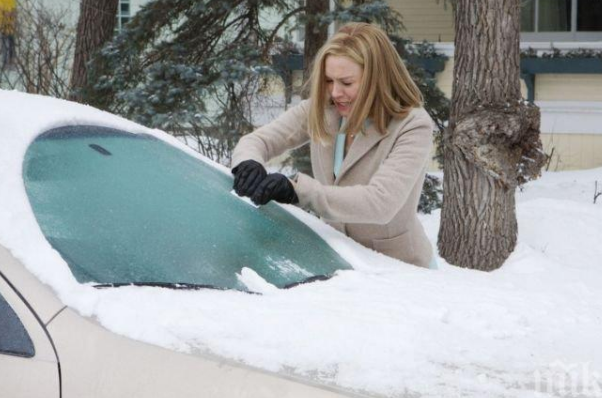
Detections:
[391, 0, 602, 172]
[428, 58, 602, 170]
[535, 74, 602, 101]
[389, 0, 454, 42]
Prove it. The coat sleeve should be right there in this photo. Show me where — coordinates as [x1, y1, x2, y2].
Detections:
[231, 100, 311, 168]
[294, 110, 433, 225]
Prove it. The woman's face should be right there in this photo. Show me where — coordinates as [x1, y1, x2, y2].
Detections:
[325, 55, 363, 117]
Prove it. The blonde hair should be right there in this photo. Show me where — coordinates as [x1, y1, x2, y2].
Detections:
[307, 22, 423, 141]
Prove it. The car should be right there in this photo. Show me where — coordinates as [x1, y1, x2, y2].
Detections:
[0, 90, 371, 398]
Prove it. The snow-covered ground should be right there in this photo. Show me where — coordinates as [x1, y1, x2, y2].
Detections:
[1, 90, 601, 398]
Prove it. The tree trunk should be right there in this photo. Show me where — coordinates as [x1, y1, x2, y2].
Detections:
[69, 0, 118, 102]
[290, 0, 330, 176]
[437, 0, 546, 271]
[301, 0, 329, 99]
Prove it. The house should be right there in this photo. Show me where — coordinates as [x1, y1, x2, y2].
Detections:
[388, 0, 602, 171]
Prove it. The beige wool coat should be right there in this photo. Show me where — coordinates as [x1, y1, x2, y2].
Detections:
[231, 99, 434, 268]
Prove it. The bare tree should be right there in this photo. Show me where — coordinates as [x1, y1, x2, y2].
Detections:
[437, 0, 546, 271]
[301, 0, 329, 99]
[0, 0, 75, 98]
[69, 0, 118, 101]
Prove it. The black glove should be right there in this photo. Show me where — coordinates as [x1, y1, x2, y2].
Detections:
[232, 160, 267, 197]
[251, 173, 299, 205]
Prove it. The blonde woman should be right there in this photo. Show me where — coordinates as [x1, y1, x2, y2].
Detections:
[231, 22, 436, 269]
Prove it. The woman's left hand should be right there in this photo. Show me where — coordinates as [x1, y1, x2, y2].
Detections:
[251, 173, 299, 205]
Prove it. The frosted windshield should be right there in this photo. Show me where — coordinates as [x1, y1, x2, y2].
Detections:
[23, 126, 351, 292]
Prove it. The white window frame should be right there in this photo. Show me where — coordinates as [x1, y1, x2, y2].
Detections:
[115, 0, 131, 32]
[521, 0, 602, 41]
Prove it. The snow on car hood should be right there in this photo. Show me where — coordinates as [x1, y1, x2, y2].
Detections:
[2, 89, 602, 398]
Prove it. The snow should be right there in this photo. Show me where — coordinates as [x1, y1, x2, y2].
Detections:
[1, 89, 602, 398]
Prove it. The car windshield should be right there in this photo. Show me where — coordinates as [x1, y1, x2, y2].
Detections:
[23, 126, 351, 292]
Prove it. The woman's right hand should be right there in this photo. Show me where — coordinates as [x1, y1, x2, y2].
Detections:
[231, 160, 267, 197]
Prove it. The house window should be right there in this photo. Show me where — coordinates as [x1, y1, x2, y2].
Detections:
[577, 0, 602, 31]
[115, 0, 131, 32]
[521, 0, 602, 40]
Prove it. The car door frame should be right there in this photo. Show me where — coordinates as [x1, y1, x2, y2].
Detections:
[0, 261, 61, 398]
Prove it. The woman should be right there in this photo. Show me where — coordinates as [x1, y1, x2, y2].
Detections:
[231, 22, 436, 269]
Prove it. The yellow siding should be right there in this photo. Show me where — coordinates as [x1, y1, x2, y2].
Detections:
[540, 133, 602, 171]
[292, 70, 304, 90]
[428, 134, 602, 172]
[435, 58, 454, 98]
[535, 74, 602, 101]
[388, 0, 454, 42]
[260, 71, 304, 96]
[434, 59, 529, 100]
[261, 75, 286, 96]
[427, 155, 441, 172]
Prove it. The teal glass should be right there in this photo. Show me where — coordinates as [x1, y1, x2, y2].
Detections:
[23, 126, 351, 292]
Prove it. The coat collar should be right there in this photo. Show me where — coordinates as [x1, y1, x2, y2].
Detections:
[322, 106, 391, 184]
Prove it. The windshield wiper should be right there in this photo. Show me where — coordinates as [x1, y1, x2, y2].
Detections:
[93, 275, 332, 293]
[93, 281, 229, 291]
[283, 274, 332, 289]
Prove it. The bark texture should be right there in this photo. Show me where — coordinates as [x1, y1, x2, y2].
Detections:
[301, 0, 329, 99]
[70, 0, 118, 101]
[437, 0, 547, 271]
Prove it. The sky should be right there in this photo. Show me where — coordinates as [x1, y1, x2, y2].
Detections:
[1, 89, 601, 398]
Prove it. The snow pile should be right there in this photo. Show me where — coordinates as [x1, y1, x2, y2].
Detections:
[1, 90, 601, 398]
